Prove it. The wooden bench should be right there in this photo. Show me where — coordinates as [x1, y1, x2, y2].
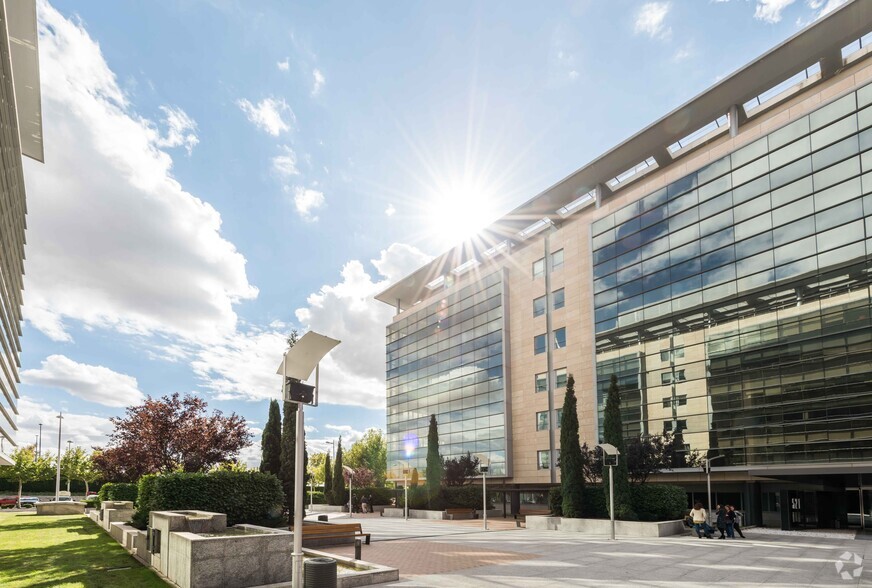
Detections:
[516, 508, 551, 519]
[291, 523, 371, 545]
[445, 508, 476, 520]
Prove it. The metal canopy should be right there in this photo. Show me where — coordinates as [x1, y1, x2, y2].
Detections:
[6, 0, 43, 163]
[275, 331, 341, 382]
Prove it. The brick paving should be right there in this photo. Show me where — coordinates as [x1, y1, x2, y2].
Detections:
[320, 539, 538, 576]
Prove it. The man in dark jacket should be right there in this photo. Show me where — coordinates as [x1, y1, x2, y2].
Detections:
[715, 504, 727, 539]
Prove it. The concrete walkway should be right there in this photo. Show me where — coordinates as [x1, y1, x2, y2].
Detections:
[312, 516, 872, 586]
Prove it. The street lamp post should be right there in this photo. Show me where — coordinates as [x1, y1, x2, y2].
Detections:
[705, 455, 725, 526]
[276, 331, 341, 588]
[474, 453, 490, 531]
[598, 443, 620, 541]
[394, 461, 410, 521]
[55, 413, 63, 502]
[37, 423, 42, 459]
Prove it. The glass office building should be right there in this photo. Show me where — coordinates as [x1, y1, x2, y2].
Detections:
[385, 270, 509, 478]
[591, 85, 872, 468]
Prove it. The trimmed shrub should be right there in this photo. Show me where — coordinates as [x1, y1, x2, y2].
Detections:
[352, 487, 394, 507]
[398, 485, 494, 510]
[98, 482, 138, 503]
[308, 490, 326, 505]
[582, 486, 608, 519]
[84, 496, 101, 509]
[132, 471, 284, 528]
[548, 487, 562, 517]
[631, 484, 687, 522]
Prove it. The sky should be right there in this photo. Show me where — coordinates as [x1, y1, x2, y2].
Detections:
[15, 0, 850, 467]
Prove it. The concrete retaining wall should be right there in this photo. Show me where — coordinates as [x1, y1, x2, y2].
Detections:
[308, 504, 347, 513]
[526, 515, 685, 537]
[35, 502, 85, 515]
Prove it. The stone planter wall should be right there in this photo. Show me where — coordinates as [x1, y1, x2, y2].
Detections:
[35, 501, 85, 515]
[526, 515, 685, 537]
[308, 504, 348, 513]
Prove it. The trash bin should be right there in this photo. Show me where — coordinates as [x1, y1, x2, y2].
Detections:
[304, 557, 337, 588]
[317, 514, 329, 522]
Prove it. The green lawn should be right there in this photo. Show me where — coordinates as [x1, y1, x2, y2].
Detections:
[0, 512, 165, 588]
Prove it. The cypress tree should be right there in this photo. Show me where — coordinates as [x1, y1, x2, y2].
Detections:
[279, 401, 297, 517]
[332, 438, 346, 507]
[602, 374, 634, 519]
[559, 374, 584, 518]
[323, 452, 333, 504]
[425, 414, 442, 507]
[260, 399, 282, 477]
[410, 468, 419, 487]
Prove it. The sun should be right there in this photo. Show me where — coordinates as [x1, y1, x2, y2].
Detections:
[425, 177, 497, 249]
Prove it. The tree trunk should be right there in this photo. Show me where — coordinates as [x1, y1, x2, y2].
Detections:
[17, 480, 22, 507]
[84, 480, 89, 496]
[66, 478, 70, 492]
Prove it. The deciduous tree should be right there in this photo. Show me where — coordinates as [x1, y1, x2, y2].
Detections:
[410, 468, 419, 487]
[443, 452, 479, 486]
[0, 445, 52, 505]
[93, 393, 251, 481]
[344, 429, 387, 486]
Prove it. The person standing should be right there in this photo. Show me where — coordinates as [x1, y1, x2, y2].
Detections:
[725, 504, 736, 538]
[729, 505, 746, 538]
[715, 504, 727, 539]
[690, 502, 712, 539]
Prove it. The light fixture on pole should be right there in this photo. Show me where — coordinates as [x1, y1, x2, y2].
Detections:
[597, 443, 620, 541]
[55, 413, 63, 502]
[275, 331, 341, 588]
[704, 455, 725, 526]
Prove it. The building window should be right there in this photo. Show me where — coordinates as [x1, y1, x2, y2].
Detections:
[555, 368, 568, 388]
[534, 334, 547, 355]
[660, 347, 685, 362]
[663, 419, 687, 434]
[533, 295, 546, 317]
[535, 372, 548, 393]
[551, 249, 565, 272]
[533, 258, 545, 279]
[553, 288, 565, 310]
[662, 395, 688, 408]
[537, 450, 551, 470]
[661, 369, 686, 385]
[556, 408, 563, 428]
[536, 411, 549, 431]
[554, 327, 567, 349]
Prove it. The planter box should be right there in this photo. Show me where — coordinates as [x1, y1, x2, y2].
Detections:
[526, 515, 684, 537]
[35, 501, 85, 515]
[382, 508, 446, 520]
[308, 504, 347, 513]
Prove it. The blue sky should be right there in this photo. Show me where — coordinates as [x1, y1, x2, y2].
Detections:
[16, 0, 847, 465]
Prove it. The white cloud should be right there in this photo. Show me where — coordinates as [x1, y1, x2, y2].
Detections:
[385, 203, 396, 217]
[634, 2, 672, 40]
[277, 58, 290, 71]
[236, 97, 294, 136]
[324, 424, 364, 444]
[15, 397, 114, 451]
[754, 0, 796, 23]
[21, 355, 144, 408]
[312, 68, 325, 96]
[673, 43, 693, 62]
[272, 145, 300, 177]
[293, 186, 325, 222]
[24, 4, 258, 345]
[304, 425, 318, 434]
[191, 243, 432, 410]
[805, 0, 848, 20]
[155, 105, 199, 155]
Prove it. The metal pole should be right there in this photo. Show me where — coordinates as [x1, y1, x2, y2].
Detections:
[55, 413, 63, 501]
[706, 459, 712, 527]
[292, 402, 305, 588]
[609, 464, 615, 541]
[482, 470, 488, 531]
[38, 424, 42, 459]
[404, 468, 408, 521]
[349, 473, 353, 518]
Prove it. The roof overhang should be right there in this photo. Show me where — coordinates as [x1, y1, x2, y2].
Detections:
[376, 0, 872, 312]
[5, 0, 43, 162]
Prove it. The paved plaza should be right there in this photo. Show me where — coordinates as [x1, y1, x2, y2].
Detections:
[310, 514, 872, 586]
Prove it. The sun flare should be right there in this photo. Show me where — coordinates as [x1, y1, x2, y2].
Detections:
[426, 178, 498, 249]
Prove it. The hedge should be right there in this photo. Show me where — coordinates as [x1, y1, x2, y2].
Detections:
[132, 471, 283, 529]
[98, 482, 138, 503]
[0, 479, 103, 493]
[547, 484, 683, 521]
[397, 485, 495, 510]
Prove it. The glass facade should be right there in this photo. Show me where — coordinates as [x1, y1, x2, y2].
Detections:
[591, 82, 872, 467]
[385, 270, 508, 478]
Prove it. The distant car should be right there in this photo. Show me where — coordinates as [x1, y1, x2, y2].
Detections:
[54, 496, 73, 502]
[0, 496, 17, 509]
[18, 497, 39, 508]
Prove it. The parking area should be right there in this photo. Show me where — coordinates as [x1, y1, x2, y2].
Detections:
[309, 515, 872, 586]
